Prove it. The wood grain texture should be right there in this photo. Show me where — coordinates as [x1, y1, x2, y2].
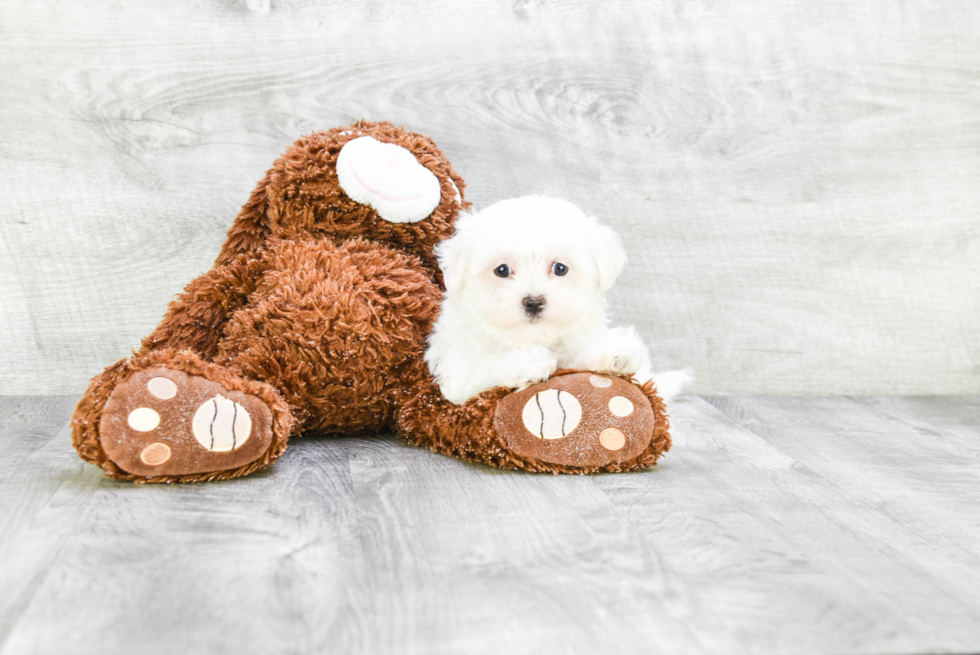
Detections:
[0, 399, 370, 655]
[1, 0, 979, 394]
[2, 395, 979, 654]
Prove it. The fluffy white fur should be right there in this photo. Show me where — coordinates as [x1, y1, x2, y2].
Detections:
[426, 195, 692, 405]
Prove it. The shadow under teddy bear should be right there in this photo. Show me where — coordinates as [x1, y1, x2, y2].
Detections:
[71, 121, 671, 483]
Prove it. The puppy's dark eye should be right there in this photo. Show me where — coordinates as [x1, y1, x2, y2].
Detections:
[552, 262, 568, 276]
[494, 264, 511, 278]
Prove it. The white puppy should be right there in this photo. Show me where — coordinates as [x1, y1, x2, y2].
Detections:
[426, 195, 691, 405]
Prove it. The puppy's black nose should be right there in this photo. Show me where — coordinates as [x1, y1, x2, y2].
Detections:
[522, 295, 546, 316]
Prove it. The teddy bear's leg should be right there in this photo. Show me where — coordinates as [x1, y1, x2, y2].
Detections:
[73, 348, 294, 483]
[395, 361, 671, 474]
[72, 252, 296, 483]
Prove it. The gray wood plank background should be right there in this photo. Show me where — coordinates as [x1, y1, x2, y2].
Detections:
[1, 0, 978, 395]
[3, 395, 978, 654]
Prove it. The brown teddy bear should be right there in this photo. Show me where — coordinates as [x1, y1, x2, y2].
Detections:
[71, 121, 671, 483]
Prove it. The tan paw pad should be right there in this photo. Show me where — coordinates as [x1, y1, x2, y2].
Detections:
[140, 442, 172, 466]
[192, 395, 252, 452]
[608, 396, 634, 417]
[599, 428, 626, 451]
[147, 377, 178, 399]
[521, 389, 582, 439]
[127, 407, 160, 432]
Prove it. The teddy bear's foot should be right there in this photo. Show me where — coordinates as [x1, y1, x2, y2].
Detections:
[74, 350, 294, 482]
[98, 366, 275, 478]
[493, 371, 670, 472]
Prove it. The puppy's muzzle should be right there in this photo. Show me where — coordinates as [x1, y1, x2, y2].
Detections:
[522, 295, 546, 319]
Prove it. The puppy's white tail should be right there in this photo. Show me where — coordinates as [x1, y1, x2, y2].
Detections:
[650, 369, 694, 402]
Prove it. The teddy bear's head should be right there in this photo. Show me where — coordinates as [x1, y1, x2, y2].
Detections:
[217, 121, 468, 282]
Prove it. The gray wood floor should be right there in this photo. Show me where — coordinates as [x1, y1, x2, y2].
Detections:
[1, 395, 978, 655]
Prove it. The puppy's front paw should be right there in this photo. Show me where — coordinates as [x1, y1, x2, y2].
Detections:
[573, 326, 652, 377]
[576, 345, 646, 377]
[498, 346, 559, 390]
[606, 353, 643, 376]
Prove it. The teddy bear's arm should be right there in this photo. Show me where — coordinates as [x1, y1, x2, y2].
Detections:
[141, 251, 269, 360]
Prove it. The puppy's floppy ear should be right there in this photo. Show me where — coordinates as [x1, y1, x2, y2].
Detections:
[435, 209, 478, 294]
[591, 222, 627, 291]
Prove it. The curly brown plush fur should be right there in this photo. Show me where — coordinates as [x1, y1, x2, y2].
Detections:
[215, 122, 464, 283]
[71, 121, 671, 483]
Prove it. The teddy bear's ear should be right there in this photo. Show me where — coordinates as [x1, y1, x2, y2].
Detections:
[336, 136, 442, 224]
[591, 222, 627, 291]
[435, 210, 479, 294]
